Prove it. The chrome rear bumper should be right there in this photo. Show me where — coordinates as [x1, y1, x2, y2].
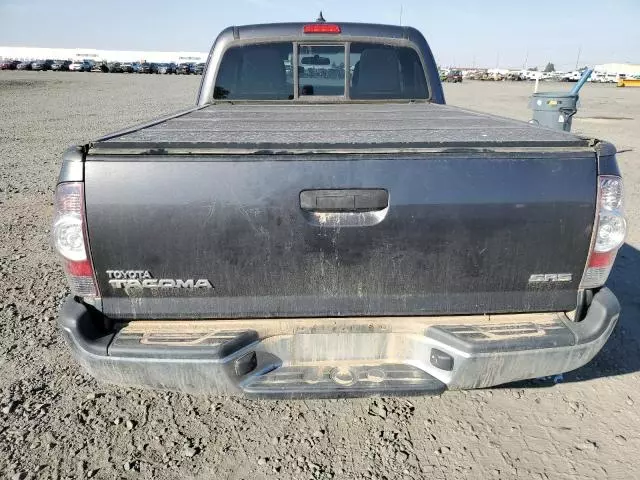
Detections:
[58, 289, 619, 397]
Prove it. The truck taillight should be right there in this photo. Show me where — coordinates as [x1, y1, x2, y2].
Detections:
[580, 176, 626, 289]
[52, 182, 97, 297]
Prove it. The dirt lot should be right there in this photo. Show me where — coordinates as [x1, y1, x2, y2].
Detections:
[0, 72, 638, 480]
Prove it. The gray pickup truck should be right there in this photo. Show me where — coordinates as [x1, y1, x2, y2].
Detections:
[54, 21, 626, 398]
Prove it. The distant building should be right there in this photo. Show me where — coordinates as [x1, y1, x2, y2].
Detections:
[0, 46, 208, 63]
[593, 63, 640, 76]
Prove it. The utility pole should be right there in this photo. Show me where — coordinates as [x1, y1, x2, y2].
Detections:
[575, 46, 582, 70]
[523, 50, 529, 70]
[399, 5, 403, 26]
[496, 51, 500, 69]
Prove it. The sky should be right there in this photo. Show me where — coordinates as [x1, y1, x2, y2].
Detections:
[1, 0, 639, 70]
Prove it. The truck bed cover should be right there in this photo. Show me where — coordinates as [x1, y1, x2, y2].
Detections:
[91, 102, 591, 154]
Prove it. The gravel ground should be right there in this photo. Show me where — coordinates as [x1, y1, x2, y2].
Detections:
[0, 72, 638, 480]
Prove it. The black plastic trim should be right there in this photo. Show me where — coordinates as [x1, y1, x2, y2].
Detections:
[565, 288, 620, 344]
[426, 288, 619, 354]
[595, 141, 620, 176]
[108, 329, 258, 360]
[58, 297, 113, 356]
[427, 320, 576, 354]
[58, 145, 85, 183]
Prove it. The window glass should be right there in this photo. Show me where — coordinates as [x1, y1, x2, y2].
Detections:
[213, 41, 428, 101]
[349, 43, 428, 99]
[214, 43, 293, 100]
[298, 45, 345, 96]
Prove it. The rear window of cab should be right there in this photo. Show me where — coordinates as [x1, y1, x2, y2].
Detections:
[213, 42, 428, 101]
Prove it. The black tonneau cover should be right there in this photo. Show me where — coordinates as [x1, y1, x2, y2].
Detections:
[91, 103, 590, 154]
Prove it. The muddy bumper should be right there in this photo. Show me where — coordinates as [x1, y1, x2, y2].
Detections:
[58, 289, 620, 397]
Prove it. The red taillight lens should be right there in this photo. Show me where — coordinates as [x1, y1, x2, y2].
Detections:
[587, 251, 615, 268]
[303, 24, 341, 34]
[65, 259, 94, 276]
[580, 176, 626, 289]
[52, 182, 97, 297]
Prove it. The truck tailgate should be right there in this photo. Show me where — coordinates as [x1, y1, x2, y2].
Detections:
[84, 151, 596, 319]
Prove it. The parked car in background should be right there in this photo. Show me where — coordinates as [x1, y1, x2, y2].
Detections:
[0, 60, 21, 70]
[94, 63, 107, 73]
[156, 63, 177, 74]
[69, 60, 92, 72]
[446, 69, 463, 83]
[176, 63, 195, 74]
[138, 63, 151, 74]
[120, 63, 134, 73]
[106, 62, 122, 73]
[31, 59, 54, 71]
[561, 71, 582, 82]
[521, 71, 538, 81]
[593, 73, 618, 83]
[194, 62, 205, 74]
[604, 73, 619, 83]
[506, 71, 525, 81]
[16, 61, 32, 71]
[51, 60, 71, 71]
[465, 70, 486, 81]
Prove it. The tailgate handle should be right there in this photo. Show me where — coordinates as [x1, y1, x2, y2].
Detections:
[300, 189, 388, 212]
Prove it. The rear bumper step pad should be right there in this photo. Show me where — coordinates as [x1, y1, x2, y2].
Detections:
[58, 289, 620, 397]
[241, 364, 446, 399]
